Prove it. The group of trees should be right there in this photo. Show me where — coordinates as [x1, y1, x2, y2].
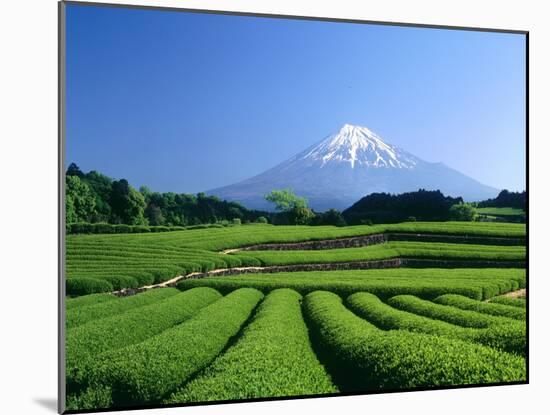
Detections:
[477, 190, 526, 210]
[67, 163, 525, 228]
[65, 164, 267, 226]
[264, 189, 347, 226]
[341, 189, 464, 225]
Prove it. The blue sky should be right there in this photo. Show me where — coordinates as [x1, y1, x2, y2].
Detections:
[66, 4, 526, 193]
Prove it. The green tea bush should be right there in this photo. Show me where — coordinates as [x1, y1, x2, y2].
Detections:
[387, 295, 513, 328]
[84, 288, 263, 407]
[66, 288, 179, 329]
[347, 292, 525, 355]
[435, 294, 526, 320]
[113, 224, 132, 233]
[177, 268, 525, 301]
[165, 289, 337, 404]
[240, 242, 525, 266]
[67, 278, 113, 296]
[489, 295, 526, 308]
[66, 287, 222, 388]
[101, 275, 139, 291]
[66, 293, 116, 310]
[303, 291, 525, 391]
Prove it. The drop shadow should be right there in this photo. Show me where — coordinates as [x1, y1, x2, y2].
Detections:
[34, 398, 57, 413]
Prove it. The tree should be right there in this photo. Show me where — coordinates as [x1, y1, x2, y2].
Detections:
[449, 203, 477, 221]
[288, 206, 315, 225]
[66, 163, 84, 178]
[265, 188, 308, 211]
[78, 170, 114, 222]
[110, 179, 147, 225]
[312, 209, 347, 226]
[66, 175, 96, 223]
[145, 203, 165, 226]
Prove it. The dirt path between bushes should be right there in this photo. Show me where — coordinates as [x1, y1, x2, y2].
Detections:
[113, 257, 525, 297]
[501, 288, 527, 298]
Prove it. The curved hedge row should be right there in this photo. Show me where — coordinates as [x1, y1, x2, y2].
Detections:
[177, 268, 525, 301]
[347, 292, 525, 355]
[66, 287, 222, 388]
[236, 242, 525, 266]
[303, 291, 525, 391]
[79, 288, 264, 409]
[66, 293, 116, 310]
[165, 289, 337, 404]
[67, 278, 114, 296]
[489, 295, 526, 308]
[435, 294, 526, 320]
[66, 288, 179, 329]
[387, 295, 514, 328]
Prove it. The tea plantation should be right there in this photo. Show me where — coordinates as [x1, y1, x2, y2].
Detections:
[65, 222, 527, 411]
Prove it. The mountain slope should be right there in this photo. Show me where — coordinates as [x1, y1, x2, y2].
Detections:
[207, 124, 499, 211]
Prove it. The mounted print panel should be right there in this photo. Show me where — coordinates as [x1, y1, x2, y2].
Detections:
[59, 1, 528, 413]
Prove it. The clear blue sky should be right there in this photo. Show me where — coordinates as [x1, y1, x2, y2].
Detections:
[66, 3, 526, 194]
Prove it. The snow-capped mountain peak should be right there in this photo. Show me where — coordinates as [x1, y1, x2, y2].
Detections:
[301, 123, 419, 169]
[207, 123, 499, 210]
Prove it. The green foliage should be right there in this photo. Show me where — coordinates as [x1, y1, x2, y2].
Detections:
[110, 179, 147, 225]
[303, 291, 525, 391]
[387, 294, 513, 328]
[476, 207, 525, 217]
[66, 175, 97, 223]
[178, 268, 525, 301]
[489, 295, 526, 308]
[347, 292, 525, 355]
[289, 206, 315, 225]
[66, 293, 117, 310]
[449, 203, 477, 221]
[66, 278, 113, 296]
[66, 164, 268, 227]
[265, 188, 308, 211]
[311, 209, 347, 226]
[435, 294, 526, 320]
[66, 288, 222, 388]
[66, 222, 525, 294]
[256, 216, 268, 223]
[66, 288, 179, 329]
[239, 242, 525, 266]
[165, 289, 337, 404]
[343, 189, 462, 224]
[80, 288, 263, 408]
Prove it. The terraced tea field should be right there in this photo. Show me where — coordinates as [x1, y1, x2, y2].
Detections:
[65, 222, 527, 411]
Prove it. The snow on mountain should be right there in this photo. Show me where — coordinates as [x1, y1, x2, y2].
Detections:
[207, 124, 500, 211]
[299, 124, 418, 169]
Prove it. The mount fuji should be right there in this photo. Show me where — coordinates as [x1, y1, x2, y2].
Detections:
[207, 124, 499, 211]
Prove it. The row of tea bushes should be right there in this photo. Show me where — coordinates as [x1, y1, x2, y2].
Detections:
[177, 268, 526, 301]
[66, 293, 117, 310]
[347, 292, 525, 355]
[387, 294, 515, 328]
[66, 288, 222, 388]
[489, 295, 526, 308]
[236, 242, 526, 266]
[67, 222, 230, 234]
[74, 288, 263, 409]
[303, 291, 526, 391]
[165, 289, 337, 403]
[66, 288, 179, 329]
[435, 294, 526, 320]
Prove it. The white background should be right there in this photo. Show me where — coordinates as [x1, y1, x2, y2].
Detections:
[0, 0, 547, 414]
